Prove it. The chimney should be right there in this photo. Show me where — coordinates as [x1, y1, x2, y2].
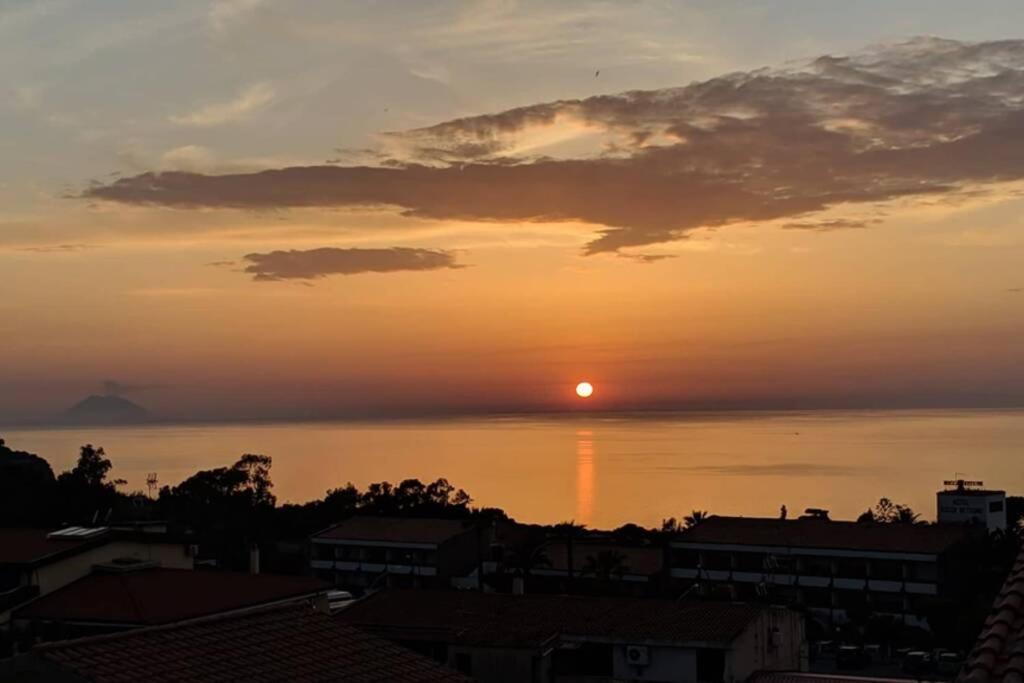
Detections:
[249, 543, 260, 575]
[512, 576, 525, 595]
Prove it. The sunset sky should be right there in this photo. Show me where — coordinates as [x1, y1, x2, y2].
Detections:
[3, 1, 1024, 422]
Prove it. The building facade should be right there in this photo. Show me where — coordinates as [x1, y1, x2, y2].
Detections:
[310, 517, 482, 592]
[936, 480, 1007, 532]
[340, 588, 806, 683]
[670, 516, 970, 629]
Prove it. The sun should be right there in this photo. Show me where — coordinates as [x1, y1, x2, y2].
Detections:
[575, 381, 594, 398]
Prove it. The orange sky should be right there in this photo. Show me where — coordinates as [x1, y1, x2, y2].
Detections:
[2, 4, 1024, 421]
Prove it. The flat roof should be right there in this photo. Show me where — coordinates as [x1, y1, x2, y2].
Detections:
[29, 603, 471, 683]
[14, 568, 329, 626]
[674, 516, 969, 555]
[339, 588, 766, 647]
[313, 516, 474, 545]
[938, 489, 1006, 497]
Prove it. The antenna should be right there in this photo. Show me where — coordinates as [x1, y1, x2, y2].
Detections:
[146, 473, 159, 499]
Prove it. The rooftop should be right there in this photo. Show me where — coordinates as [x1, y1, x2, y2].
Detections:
[314, 516, 475, 545]
[675, 516, 970, 555]
[957, 548, 1024, 683]
[0, 528, 101, 567]
[938, 489, 1006, 497]
[14, 567, 329, 626]
[339, 588, 765, 647]
[19, 603, 472, 683]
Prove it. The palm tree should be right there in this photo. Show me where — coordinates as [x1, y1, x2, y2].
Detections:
[582, 550, 629, 581]
[505, 539, 551, 589]
[893, 505, 923, 525]
[553, 521, 587, 590]
[684, 510, 710, 529]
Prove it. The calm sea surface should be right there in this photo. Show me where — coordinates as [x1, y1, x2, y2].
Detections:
[4, 409, 1023, 529]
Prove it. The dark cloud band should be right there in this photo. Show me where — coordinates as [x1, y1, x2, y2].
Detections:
[241, 247, 462, 281]
[85, 38, 1024, 254]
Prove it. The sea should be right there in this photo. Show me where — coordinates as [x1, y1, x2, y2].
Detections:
[4, 409, 1023, 529]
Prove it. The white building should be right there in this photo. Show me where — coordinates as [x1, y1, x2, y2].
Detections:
[936, 479, 1006, 532]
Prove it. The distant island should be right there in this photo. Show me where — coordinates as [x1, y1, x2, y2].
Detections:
[61, 394, 151, 425]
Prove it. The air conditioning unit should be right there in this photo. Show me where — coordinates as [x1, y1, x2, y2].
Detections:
[625, 645, 650, 666]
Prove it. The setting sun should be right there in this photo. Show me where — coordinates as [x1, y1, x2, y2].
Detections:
[575, 382, 594, 398]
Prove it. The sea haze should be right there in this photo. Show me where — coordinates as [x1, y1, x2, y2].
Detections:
[4, 409, 1022, 529]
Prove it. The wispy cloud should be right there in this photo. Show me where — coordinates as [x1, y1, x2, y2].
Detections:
[90, 38, 1024, 254]
[15, 243, 96, 253]
[783, 218, 881, 232]
[655, 462, 860, 477]
[241, 247, 464, 282]
[170, 82, 275, 127]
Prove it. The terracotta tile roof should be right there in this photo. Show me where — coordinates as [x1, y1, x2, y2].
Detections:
[15, 568, 329, 625]
[676, 516, 969, 555]
[544, 541, 664, 577]
[339, 588, 764, 647]
[314, 517, 474, 545]
[0, 528, 98, 566]
[32, 603, 473, 682]
[958, 550, 1024, 683]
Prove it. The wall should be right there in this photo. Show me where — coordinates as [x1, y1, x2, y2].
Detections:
[611, 643, 696, 682]
[447, 644, 548, 683]
[33, 541, 193, 597]
[726, 608, 805, 682]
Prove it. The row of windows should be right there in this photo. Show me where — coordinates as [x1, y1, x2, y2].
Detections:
[724, 583, 925, 612]
[672, 549, 938, 581]
[312, 543, 439, 565]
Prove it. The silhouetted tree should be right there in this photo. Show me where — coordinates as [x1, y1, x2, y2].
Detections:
[505, 538, 551, 592]
[582, 549, 629, 581]
[856, 508, 876, 523]
[864, 497, 924, 524]
[55, 444, 125, 524]
[553, 521, 586, 591]
[660, 517, 684, 534]
[157, 453, 276, 570]
[0, 438, 57, 527]
[684, 510, 709, 528]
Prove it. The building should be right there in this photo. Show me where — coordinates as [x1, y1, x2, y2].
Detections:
[0, 527, 193, 625]
[2, 602, 473, 682]
[339, 588, 805, 683]
[310, 517, 483, 592]
[669, 516, 971, 629]
[956, 546, 1024, 683]
[12, 564, 329, 641]
[937, 480, 1007, 532]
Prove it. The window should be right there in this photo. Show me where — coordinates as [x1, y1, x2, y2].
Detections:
[990, 500, 1005, 513]
[455, 653, 472, 675]
[734, 552, 766, 572]
[870, 559, 903, 581]
[702, 551, 732, 570]
[672, 548, 701, 568]
[800, 557, 832, 577]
